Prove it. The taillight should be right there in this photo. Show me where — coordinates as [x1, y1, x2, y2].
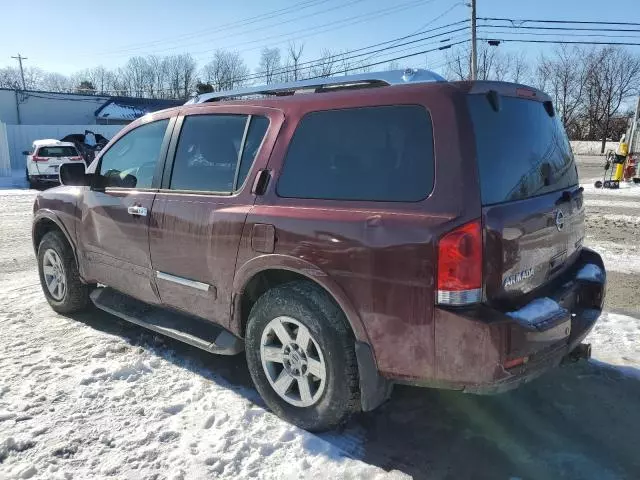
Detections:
[437, 219, 483, 306]
[69, 156, 84, 161]
[32, 156, 48, 162]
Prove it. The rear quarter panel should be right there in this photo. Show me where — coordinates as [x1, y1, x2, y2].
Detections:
[236, 83, 482, 380]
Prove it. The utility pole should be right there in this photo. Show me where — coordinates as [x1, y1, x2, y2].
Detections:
[10, 54, 27, 90]
[470, 0, 477, 80]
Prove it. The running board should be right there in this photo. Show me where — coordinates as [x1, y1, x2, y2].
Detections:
[90, 287, 243, 355]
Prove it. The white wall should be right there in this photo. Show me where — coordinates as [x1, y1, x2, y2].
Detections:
[6, 124, 122, 170]
[0, 90, 109, 126]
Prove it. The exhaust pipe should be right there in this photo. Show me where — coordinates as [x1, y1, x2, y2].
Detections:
[562, 343, 592, 364]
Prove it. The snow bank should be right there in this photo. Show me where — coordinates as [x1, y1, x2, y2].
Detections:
[582, 180, 640, 197]
[571, 141, 619, 156]
[587, 312, 640, 370]
[576, 264, 605, 282]
[507, 298, 567, 326]
[585, 240, 640, 275]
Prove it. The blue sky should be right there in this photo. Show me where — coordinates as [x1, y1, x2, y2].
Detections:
[1, 0, 638, 76]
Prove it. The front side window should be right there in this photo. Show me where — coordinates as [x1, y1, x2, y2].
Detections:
[169, 114, 269, 193]
[99, 119, 169, 189]
[277, 106, 435, 202]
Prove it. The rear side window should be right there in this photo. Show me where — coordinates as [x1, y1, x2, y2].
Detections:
[170, 114, 268, 193]
[468, 95, 578, 205]
[37, 146, 77, 157]
[277, 106, 434, 202]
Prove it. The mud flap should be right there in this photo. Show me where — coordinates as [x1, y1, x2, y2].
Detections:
[355, 341, 393, 411]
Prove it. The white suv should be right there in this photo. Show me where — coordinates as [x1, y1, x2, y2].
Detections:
[25, 139, 84, 189]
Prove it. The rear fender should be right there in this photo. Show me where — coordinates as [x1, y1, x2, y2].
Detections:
[232, 254, 370, 345]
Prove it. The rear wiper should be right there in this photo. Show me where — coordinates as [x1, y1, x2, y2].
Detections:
[556, 186, 583, 204]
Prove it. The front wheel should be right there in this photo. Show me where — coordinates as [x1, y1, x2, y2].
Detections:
[245, 281, 360, 431]
[37, 231, 90, 313]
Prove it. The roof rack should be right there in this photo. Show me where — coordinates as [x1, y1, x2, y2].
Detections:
[185, 68, 445, 105]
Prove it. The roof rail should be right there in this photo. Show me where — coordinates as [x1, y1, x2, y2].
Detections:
[185, 68, 445, 105]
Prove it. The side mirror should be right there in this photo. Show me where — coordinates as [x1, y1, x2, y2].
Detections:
[22, 150, 31, 155]
[59, 162, 89, 186]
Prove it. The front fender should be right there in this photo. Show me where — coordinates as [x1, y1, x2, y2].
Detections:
[232, 254, 370, 345]
[32, 209, 79, 267]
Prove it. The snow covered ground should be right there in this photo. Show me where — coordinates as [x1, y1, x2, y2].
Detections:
[0, 192, 403, 480]
[1, 158, 639, 479]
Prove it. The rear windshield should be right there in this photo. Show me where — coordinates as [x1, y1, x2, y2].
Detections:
[468, 94, 578, 205]
[37, 146, 78, 157]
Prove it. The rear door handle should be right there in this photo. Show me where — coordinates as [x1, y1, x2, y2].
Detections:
[127, 205, 147, 217]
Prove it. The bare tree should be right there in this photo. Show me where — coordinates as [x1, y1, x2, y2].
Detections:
[258, 47, 282, 84]
[584, 47, 640, 152]
[146, 55, 166, 98]
[311, 49, 337, 78]
[0, 67, 23, 89]
[287, 42, 304, 81]
[202, 50, 249, 91]
[41, 72, 73, 92]
[387, 60, 401, 71]
[536, 45, 588, 135]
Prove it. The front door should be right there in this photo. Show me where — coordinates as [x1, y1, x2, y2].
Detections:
[149, 107, 281, 325]
[78, 117, 173, 304]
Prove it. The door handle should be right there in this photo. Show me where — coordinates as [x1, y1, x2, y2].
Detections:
[127, 205, 148, 217]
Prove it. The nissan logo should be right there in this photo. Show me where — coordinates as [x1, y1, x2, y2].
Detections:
[555, 209, 565, 231]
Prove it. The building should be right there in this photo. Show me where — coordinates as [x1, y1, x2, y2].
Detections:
[0, 88, 182, 125]
[0, 89, 182, 172]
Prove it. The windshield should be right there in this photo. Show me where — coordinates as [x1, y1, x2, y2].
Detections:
[468, 94, 578, 206]
[37, 146, 78, 157]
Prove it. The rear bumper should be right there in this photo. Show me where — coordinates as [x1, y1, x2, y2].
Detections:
[395, 248, 606, 393]
[30, 174, 60, 183]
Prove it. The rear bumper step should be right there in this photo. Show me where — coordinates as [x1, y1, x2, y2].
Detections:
[90, 287, 244, 355]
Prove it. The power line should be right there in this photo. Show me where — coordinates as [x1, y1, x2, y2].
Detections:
[180, 0, 433, 59]
[479, 30, 640, 40]
[92, 0, 331, 56]
[224, 24, 468, 84]
[95, 0, 424, 59]
[478, 38, 640, 47]
[478, 24, 640, 33]
[479, 17, 640, 27]
[360, 1, 465, 63]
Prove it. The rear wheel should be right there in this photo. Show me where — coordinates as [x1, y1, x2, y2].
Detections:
[26, 168, 38, 189]
[245, 281, 360, 431]
[37, 231, 90, 313]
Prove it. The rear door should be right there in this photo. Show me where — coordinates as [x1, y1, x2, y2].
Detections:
[149, 106, 282, 324]
[466, 86, 584, 306]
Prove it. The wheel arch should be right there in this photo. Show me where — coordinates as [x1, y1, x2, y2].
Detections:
[231, 255, 369, 346]
[32, 211, 78, 267]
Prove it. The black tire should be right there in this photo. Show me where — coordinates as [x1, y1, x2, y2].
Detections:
[37, 231, 90, 314]
[26, 168, 37, 189]
[245, 281, 360, 432]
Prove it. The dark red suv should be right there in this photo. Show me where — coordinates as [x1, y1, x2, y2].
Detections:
[32, 69, 606, 431]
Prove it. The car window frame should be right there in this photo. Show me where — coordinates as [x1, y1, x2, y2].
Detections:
[92, 116, 175, 192]
[160, 107, 276, 197]
[275, 104, 436, 203]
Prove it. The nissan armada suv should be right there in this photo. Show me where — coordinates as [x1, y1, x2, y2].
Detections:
[32, 69, 606, 431]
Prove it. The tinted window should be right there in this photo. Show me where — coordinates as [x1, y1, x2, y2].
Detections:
[170, 114, 267, 193]
[277, 106, 434, 202]
[468, 95, 578, 205]
[37, 146, 78, 157]
[237, 116, 269, 188]
[99, 119, 168, 189]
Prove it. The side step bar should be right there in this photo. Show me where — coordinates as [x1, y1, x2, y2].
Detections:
[90, 287, 243, 355]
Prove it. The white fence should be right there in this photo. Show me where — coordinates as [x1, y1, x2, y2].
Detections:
[0, 123, 10, 177]
[2, 124, 123, 172]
